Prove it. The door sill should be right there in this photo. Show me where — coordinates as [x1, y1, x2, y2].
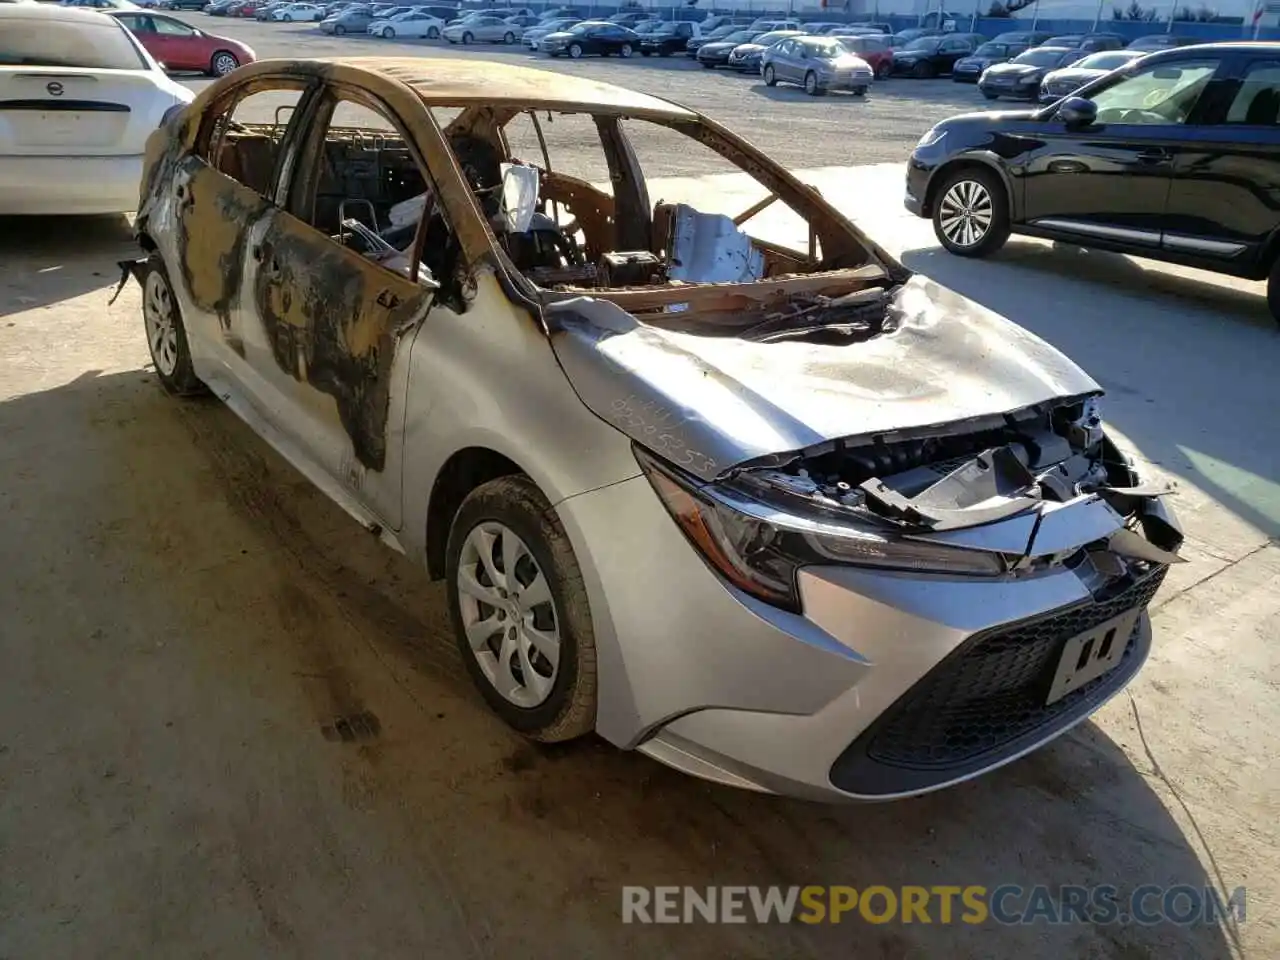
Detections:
[204, 373, 407, 556]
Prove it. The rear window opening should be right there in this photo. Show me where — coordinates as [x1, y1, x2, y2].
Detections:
[0, 21, 150, 72]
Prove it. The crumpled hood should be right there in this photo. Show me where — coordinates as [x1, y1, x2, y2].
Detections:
[547, 275, 1100, 482]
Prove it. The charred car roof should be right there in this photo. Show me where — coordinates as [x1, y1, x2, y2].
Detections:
[210, 56, 697, 120]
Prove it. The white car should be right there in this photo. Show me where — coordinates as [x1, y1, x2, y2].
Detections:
[367, 9, 445, 38]
[0, 4, 193, 215]
[270, 1, 323, 20]
[523, 16, 578, 48]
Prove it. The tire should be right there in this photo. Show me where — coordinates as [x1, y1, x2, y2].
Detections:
[282, 13, 291, 21]
[701, 60, 714, 68]
[333, 23, 345, 34]
[503, 31, 515, 43]
[763, 64, 776, 86]
[982, 90, 999, 100]
[875, 60, 891, 79]
[209, 50, 239, 76]
[853, 85, 867, 97]
[446, 475, 597, 743]
[931, 166, 1011, 258]
[462, 30, 473, 43]
[140, 256, 204, 396]
[568, 42, 582, 58]
[1266, 257, 1280, 327]
[640, 49, 650, 56]
[427, 26, 438, 38]
[804, 71, 822, 96]
[619, 43, 632, 57]
[912, 61, 933, 78]
[382, 26, 394, 38]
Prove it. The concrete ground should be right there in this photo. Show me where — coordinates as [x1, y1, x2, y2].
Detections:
[1, 20, 1277, 960]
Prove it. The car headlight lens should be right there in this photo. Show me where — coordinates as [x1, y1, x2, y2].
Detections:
[636, 446, 1006, 612]
[915, 125, 946, 149]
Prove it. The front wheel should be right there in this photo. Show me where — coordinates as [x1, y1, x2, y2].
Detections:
[462, 30, 473, 43]
[912, 61, 933, 79]
[982, 90, 999, 100]
[804, 71, 822, 96]
[932, 166, 1011, 258]
[875, 60, 891, 79]
[382, 26, 394, 38]
[619, 43, 633, 57]
[446, 476, 597, 743]
[426, 25, 438, 38]
[333, 23, 345, 34]
[568, 42, 582, 58]
[763, 64, 776, 86]
[853, 85, 867, 97]
[141, 256, 204, 396]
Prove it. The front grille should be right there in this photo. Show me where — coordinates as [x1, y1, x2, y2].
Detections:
[829, 567, 1166, 797]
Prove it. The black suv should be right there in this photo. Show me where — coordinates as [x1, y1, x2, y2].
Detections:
[905, 43, 1280, 323]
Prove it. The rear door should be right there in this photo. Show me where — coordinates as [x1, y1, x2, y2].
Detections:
[1020, 54, 1224, 247]
[240, 87, 442, 528]
[1160, 52, 1280, 273]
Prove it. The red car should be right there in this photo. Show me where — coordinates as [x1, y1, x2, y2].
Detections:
[110, 11, 256, 77]
[833, 33, 894, 79]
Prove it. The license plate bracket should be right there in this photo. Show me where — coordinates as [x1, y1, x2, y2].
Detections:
[1045, 607, 1141, 705]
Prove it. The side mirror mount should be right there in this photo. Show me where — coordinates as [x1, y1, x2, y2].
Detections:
[1057, 96, 1097, 128]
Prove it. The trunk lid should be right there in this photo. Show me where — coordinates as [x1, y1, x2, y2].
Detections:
[0, 68, 173, 156]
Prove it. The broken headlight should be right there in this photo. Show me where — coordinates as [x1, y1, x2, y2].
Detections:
[636, 446, 1005, 613]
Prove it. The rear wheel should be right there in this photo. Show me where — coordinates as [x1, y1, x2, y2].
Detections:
[141, 256, 204, 397]
[932, 166, 1011, 258]
[446, 476, 597, 743]
[209, 50, 239, 76]
[763, 64, 776, 86]
[503, 31, 515, 43]
[982, 90, 999, 100]
[875, 60, 891, 79]
[912, 60, 933, 78]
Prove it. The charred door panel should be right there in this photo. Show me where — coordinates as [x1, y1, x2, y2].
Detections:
[251, 211, 430, 476]
[173, 155, 273, 355]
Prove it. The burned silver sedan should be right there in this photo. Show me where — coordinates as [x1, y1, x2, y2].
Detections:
[121, 57, 1182, 801]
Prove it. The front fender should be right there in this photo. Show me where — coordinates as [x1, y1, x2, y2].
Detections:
[927, 151, 1022, 221]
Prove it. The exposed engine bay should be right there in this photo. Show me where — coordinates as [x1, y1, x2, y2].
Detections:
[724, 395, 1184, 579]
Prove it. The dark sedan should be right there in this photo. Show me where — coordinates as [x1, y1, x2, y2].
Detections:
[1126, 33, 1198, 51]
[891, 33, 985, 78]
[1038, 48, 1144, 102]
[540, 20, 641, 58]
[696, 28, 761, 68]
[978, 46, 1083, 100]
[685, 22, 745, 54]
[725, 29, 803, 73]
[637, 20, 698, 56]
[951, 40, 1029, 83]
[1043, 32, 1126, 52]
[904, 44, 1280, 321]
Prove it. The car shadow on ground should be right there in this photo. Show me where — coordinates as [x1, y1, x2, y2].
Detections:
[903, 240, 1280, 541]
[0, 367, 1240, 958]
[749, 83, 872, 101]
[0, 215, 137, 319]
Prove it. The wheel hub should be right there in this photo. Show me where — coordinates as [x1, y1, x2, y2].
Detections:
[939, 180, 993, 247]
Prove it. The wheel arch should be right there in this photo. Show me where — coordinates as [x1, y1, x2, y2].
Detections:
[923, 154, 1017, 220]
[425, 446, 525, 580]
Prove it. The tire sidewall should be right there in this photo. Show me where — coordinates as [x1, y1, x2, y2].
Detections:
[763, 64, 775, 85]
[141, 256, 203, 395]
[569, 42, 582, 58]
[932, 167, 1011, 258]
[445, 478, 593, 738]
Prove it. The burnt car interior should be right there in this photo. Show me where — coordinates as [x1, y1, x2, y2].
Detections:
[209, 85, 903, 338]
